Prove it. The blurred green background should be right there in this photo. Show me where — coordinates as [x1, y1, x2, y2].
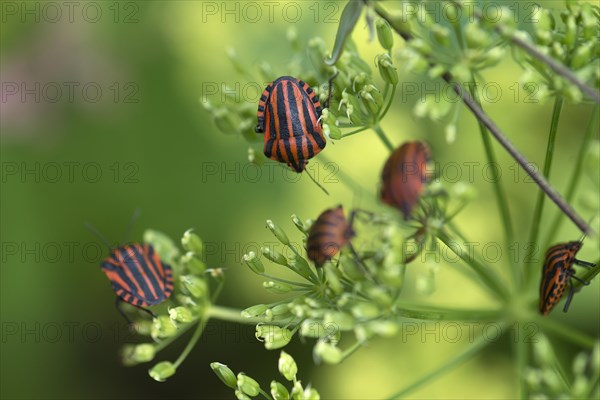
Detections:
[1, 1, 598, 399]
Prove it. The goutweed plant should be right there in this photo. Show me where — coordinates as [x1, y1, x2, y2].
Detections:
[119, 1, 599, 398]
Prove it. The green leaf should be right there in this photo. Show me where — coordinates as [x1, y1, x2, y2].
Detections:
[325, 1, 364, 66]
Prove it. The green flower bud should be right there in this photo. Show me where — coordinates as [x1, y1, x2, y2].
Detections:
[541, 369, 562, 392]
[445, 124, 457, 144]
[243, 251, 265, 274]
[211, 362, 237, 389]
[290, 381, 304, 400]
[235, 390, 251, 400]
[263, 281, 294, 294]
[121, 343, 155, 366]
[323, 311, 355, 331]
[266, 220, 290, 245]
[287, 253, 313, 280]
[256, 325, 293, 349]
[303, 386, 320, 400]
[367, 320, 399, 337]
[264, 308, 274, 322]
[323, 123, 342, 140]
[262, 247, 288, 266]
[571, 42, 593, 70]
[533, 334, 554, 366]
[241, 304, 268, 318]
[148, 361, 176, 382]
[580, 4, 597, 40]
[291, 214, 307, 233]
[300, 319, 328, 339]
[409, 38, 433, 55]
[169, 306, 194, 323]
[278, 351, 298, 381]
[143, 229, 179, 264]
[376, 54, 398, 85]
[179, 274, 207, 298]
[376, 19, 394, 50]
[182, 229, 203, 255]
[308, 37, 328, 74]
[359, 90, 379, 115]
[313, 341, 342, 364]
[428, 64, 446, 80]
[449, 62, 471, 83]
[340, 254, 365, 281]
[151, 315, 177, 340]
[366, 286, 392, 307]
[432, 25, 451, 47]
[271, 381, 290, 400]
[572, 352, 589, 376]
[237, 373, 261, 397]
[323, 263, 342, 295]
[181, 252, 206, 275]
[213, 108, 240, 135]
[351, 302, 380, 319]
[464, 23, 489, 49]
[129, 319, 153, 336]
[564, 15, 576, 48]
[270, 303, 292, 317]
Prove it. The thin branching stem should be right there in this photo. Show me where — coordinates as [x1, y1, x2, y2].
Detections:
[525, 96, 564, 286]
[371, 1, 592, 235]
[372, 124, 395, 151]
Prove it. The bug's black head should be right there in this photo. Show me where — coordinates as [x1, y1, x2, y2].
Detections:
[567, 241, 583, 253]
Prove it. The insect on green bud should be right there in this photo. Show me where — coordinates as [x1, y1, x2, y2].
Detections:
[243, 251, 265, 274]
[278, 351, 298, 381]
[376, 19, 394, 50]
[211, 362, 237, 389]
[169, 306, 194, 323]
[148, 361, 176, 382]
[181, 229, 203, 255]
[237, 373, 261, 397]
[266, 220, 290, 245]
[270, 381, 290, 400]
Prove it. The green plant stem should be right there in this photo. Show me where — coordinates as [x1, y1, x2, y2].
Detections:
[514, 332, 528, 399]
[468, 76, 517, 287]
[545, 106, 600, 246]
[379, 84, 397, 121]
[341, 126, 369, 137]
[525, 96, 564, 286]
[372, 124, 394, 152]
[386, 332, 493, 399]
[174, 316, 208, 368]
[258, 388, 274, 400]
[259, 273, 313, 288]
[340, 339, 366, 362]
[154, 320, 197, 353]
[535, 315, 597, 348]
[437, 229, 508, 300]
[573, 259, 600, 291]
[207, 305, 279, 325]
[394, 303, 501, 321]
[451, 1, 600, 104]
[371, 1, 592, 235]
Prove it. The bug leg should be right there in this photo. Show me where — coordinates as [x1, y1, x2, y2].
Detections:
[562, 281, 576, 313]
[323, 71, 339, 109]
[348, 243, 379, 284]
[569, 274, 590, 286]
[132, 304, 158, 319]
[115, 297, 134, 325]
[574, 258, 596, 268]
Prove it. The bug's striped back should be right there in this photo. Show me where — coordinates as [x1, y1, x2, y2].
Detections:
[380, 141, 431, 219]
[258, 76, 326, 173]
[539, 241, 581, 315]
[307, 206, 354, 266]
[101, 243, 174, 307]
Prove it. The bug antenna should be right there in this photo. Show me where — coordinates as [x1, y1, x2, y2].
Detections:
[85, 222, 112, 250]
[123, 208, 142, 243]
[304, 169, 330, 196]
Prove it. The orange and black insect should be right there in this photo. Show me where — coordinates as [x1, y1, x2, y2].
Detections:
[380, 141, 431, 219]
[539, 241, 595, 316]
[101, 243, 174, 321]
[87, 215, 173, 323]
[306, 206, 355, 267]
[255, 76, 327, 173]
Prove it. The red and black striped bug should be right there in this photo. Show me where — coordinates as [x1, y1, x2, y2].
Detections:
[380, 141, 431, 220]
[306, 206, 355, 266]
[255, 76, 332, 173]
[539, 241, 595, 316]
[87, 217, 174, 323]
